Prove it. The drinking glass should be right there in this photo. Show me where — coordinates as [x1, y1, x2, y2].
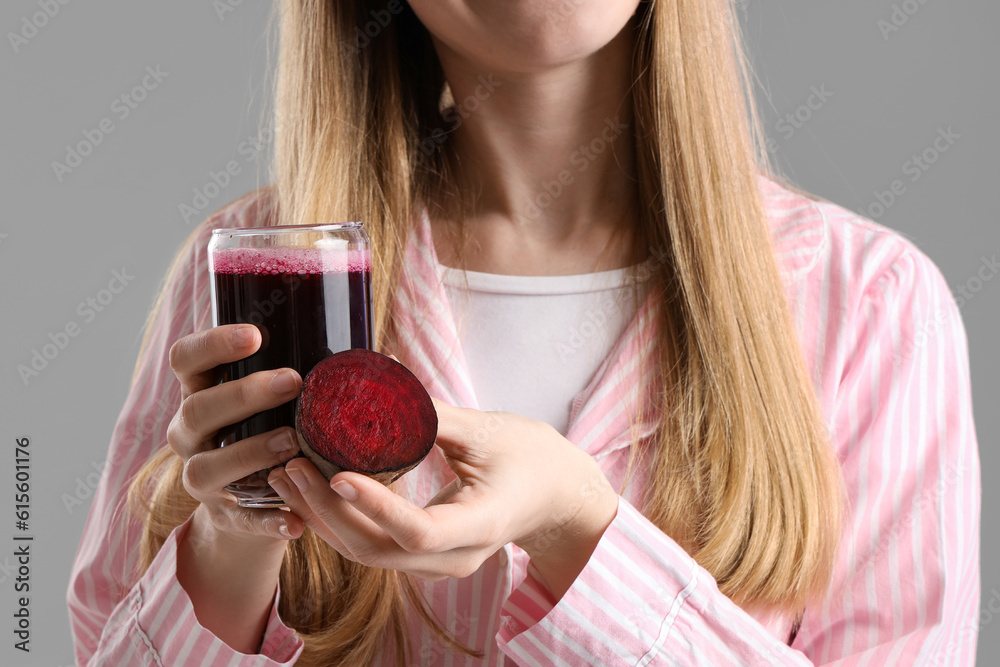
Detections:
[208, 223, 372, 508]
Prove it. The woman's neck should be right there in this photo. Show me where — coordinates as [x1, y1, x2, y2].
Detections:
[430, 24, 640, 276]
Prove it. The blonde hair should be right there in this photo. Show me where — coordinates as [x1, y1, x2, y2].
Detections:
[129, 0, 841, 663]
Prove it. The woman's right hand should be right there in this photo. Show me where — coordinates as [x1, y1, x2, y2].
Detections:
[166, 323, 306, 548]
[166, 323, 305, 654]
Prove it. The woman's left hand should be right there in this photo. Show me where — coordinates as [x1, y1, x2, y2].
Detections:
[267, 398, 619, 597]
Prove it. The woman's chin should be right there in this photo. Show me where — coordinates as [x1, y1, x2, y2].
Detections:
[409, 0, 640, 75]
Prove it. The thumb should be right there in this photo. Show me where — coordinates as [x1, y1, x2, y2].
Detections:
[431, 397, 504, 458]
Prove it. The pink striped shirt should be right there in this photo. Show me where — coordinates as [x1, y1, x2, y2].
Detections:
[68, 176, 981, 665]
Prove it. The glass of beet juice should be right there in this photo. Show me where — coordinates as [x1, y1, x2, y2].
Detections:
[208, 223, 372, 508]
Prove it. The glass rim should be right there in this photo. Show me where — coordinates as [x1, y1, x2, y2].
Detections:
[210, 221, 364, 237]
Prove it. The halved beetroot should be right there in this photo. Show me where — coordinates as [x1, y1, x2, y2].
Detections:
[295, 349, 437, 485]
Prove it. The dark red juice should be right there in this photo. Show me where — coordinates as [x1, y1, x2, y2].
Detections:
[210, 246, 372, 499]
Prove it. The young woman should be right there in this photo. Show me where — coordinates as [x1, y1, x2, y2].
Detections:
[68, 1, 981, 665]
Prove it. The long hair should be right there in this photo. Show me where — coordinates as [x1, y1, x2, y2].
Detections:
[128, 0, 842, 664]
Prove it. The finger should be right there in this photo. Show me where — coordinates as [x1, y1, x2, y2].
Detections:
[172, 368, 301, 448]
[210, 503, 305, 543]
[276, 464, 488, 578]
[430, 398, 507, 466]
[267, 466, 356, 557]
[169, 325, 261, 398]
[182, 427, 299, 498]
[329, 471, 492, 554]
[424, 477, 462, 508]
[430, 398, 483, 447]
[282, 459, 420, 562]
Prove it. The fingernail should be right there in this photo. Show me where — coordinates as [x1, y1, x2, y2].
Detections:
[267, 431, 295, 453]
[268, 474, 290, 498]
[278, 523, 292, 539]
[286, 467, 308, 491]
[231, 326, 255, 347]
[331, 480, 358, 501]
[270, 370, 298, 394]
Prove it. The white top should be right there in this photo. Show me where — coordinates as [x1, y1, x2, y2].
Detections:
[438, 263, 650, 434]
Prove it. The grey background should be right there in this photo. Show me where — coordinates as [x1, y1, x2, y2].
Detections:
[0, 1, 995, 665]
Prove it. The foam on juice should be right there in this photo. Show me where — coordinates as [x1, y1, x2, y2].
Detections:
[211, 246, 371, 275]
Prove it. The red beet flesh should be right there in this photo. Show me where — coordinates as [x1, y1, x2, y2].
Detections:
[295, 349, 437, 484]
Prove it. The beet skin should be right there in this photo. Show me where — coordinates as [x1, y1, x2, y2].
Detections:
[295, 349, 437, 485]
